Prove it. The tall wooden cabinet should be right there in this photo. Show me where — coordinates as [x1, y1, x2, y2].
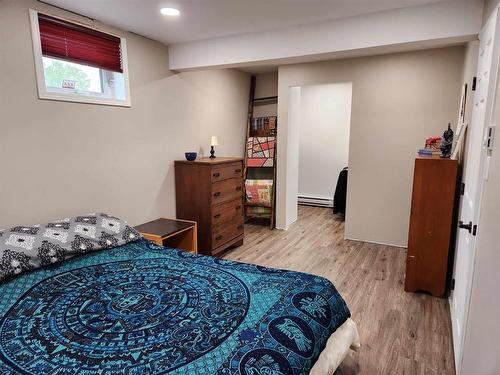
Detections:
[174, 157, 244, 257]
[404, 156, 458, 297]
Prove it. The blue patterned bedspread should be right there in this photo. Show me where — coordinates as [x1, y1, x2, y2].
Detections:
[0, 239, 350, 374]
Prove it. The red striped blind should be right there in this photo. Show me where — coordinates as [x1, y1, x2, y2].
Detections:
[38, 13, 123, 73]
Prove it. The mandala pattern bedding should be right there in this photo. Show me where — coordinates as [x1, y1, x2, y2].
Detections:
[0, 238, 351, 374]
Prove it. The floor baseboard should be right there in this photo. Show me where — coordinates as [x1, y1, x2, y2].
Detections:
[298, 195, 333, 208]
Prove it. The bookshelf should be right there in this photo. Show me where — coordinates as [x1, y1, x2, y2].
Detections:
[244, 76, 278, 229]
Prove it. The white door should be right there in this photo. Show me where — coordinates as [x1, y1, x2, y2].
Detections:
[450, 7, 500, 374]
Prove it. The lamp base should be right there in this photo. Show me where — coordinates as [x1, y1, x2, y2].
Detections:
[209, 146, 216, 158]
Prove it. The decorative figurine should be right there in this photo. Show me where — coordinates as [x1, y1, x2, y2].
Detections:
[210, 136, 218, 158]
[440, 123, 454, 158]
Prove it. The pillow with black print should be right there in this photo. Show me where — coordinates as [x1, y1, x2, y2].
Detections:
[0, 213, 141, 282]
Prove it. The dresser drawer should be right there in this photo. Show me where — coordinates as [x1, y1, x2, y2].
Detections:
[212, 198, 243, 227]
[211, 162, 243, 182]
[213, 218, 244, 248]
[211, 178, 243, 205]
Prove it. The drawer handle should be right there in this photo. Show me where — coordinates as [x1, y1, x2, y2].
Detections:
[235, 186, 242, 191]
[234, 169, 242, 173]
[213, 172, 220, 178]
[214, 192, 221, 197]
[235, 205, 241, 210]
[214, 213, 221, 219]
[216, 235, 223, 241]
[237, 225, 243, 230]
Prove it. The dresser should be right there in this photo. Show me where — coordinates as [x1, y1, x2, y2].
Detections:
[174, 157, 244, 256]
[404, 156, 458, 297]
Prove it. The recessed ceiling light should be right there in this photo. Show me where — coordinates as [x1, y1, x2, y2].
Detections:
[160, 7, 180, 16]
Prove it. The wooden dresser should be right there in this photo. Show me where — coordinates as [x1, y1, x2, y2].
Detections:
[404, 156, 458, 297]
[174, 157, 244, 256]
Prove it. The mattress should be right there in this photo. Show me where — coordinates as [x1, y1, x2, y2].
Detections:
[311, 318, 360, 374]
[0, 238, 354, 374]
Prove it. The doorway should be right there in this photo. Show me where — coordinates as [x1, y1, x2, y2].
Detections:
[287, 82, 353, 221]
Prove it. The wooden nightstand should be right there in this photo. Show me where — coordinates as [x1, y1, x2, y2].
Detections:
[135, 218, 198, 253]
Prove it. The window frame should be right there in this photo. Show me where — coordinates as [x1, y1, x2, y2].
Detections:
[29, 9, 131, 107]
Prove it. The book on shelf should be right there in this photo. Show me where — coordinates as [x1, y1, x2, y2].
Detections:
[418, 148, 441, 156]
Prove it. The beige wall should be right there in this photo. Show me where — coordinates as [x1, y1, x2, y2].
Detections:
[0, 0, 250, 229]
[277, 47, 465, 246]
[253, 72, 278, 118]
[254, 72, 278, 98]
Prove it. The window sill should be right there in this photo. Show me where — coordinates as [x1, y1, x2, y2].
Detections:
[38, 92, 131, 107]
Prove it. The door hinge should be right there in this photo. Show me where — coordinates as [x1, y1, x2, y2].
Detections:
[485, 124, 496, 151]
[451, 278, 455, 290]
[472, 76, 477, 91]
[473, 224, 477, 236]
[458, 220, 473, 233]
[460, 182, 465, 196]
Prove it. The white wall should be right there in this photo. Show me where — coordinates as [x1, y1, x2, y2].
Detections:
[298, 83, 352, 201]
[276, 47, 464, 246]
[0, 0, 250, 229]
[483, 0, 500, 23]
[168, 0, 482, 71]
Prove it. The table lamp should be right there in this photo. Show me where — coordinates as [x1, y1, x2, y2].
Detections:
[210, 136, 218, 158]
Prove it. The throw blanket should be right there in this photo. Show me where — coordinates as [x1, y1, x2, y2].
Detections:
[0, 239, 350, 374]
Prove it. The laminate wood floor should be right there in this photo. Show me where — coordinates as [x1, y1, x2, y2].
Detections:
[224, 205, 455, 375]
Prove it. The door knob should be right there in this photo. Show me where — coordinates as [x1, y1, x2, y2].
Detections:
[458, 220, 472, 233]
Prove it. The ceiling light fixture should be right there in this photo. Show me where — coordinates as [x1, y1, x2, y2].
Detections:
[160, 7, 180, 16]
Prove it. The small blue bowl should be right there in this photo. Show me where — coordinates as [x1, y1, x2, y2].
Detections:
[185, 152, 197, 161]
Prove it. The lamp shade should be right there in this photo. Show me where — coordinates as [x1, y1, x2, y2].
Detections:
[210, 136, 219, 146]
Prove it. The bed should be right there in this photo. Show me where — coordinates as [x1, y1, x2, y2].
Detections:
[0, 214, 359, 374]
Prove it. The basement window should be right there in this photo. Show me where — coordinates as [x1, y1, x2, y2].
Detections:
[29, 10, 131, 107]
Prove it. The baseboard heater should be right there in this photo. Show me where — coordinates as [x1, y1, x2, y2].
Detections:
[298, 195, 333, 208]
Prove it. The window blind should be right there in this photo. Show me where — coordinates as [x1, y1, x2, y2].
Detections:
[38, 13, 123, 73]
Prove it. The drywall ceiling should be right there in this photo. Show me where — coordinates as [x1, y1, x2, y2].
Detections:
[42, 0, 449, 44]
[169, 0, 482, 70]
[235, 41, 465, 74]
